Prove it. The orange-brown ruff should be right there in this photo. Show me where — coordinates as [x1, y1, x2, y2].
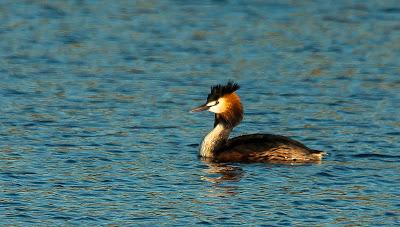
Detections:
[191, 82, 326, 164]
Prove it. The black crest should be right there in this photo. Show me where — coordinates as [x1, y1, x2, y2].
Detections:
[207, 81, 240, 102]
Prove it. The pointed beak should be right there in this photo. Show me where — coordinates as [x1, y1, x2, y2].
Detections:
[190, 103, 209, 113]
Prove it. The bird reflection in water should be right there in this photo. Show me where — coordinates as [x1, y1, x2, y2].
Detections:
[200, 158, 244, 196]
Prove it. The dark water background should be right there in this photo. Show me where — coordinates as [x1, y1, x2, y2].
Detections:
[1, 0, 399, 225]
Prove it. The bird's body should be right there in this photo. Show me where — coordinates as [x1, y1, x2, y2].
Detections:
[191, 82, 326, 164]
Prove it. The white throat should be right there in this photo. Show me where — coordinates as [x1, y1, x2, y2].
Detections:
[199, 123, 232, 158]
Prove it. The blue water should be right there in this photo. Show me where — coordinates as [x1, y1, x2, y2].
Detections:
[1, 0, 399, 226]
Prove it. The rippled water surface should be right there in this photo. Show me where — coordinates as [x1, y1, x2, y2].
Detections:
[1, 0, 400, 225]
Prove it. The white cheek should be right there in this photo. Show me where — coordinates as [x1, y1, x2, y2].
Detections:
[209, 104, 223, 113]
[206, 101, 217, 107]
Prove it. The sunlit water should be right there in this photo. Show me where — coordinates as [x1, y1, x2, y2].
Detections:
[1, 0, 399, 225]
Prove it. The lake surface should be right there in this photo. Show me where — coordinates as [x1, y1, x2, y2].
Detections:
[1, 0, 399, 226]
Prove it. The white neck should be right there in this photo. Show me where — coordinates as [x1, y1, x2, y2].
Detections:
[199, 123, 232, 158]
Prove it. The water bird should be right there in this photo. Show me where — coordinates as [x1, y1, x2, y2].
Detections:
[191, 81, 325, 163]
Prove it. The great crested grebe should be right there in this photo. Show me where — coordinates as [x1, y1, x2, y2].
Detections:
[191, 81, 326, 163]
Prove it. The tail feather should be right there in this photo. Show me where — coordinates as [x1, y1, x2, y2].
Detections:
[310, 149, 327, 160]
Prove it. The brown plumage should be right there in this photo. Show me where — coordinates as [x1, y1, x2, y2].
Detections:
[217, 134, 325, 163]
[191, 81, 326, 164]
